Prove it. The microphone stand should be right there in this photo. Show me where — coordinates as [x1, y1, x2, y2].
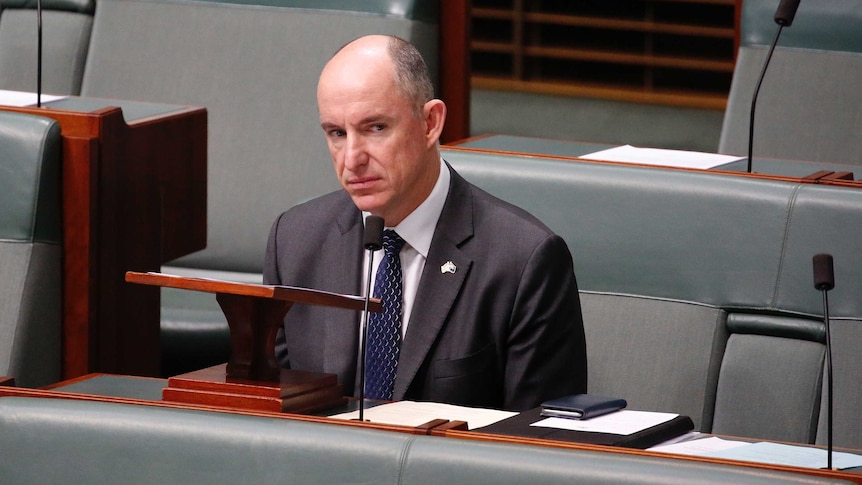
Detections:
[822, 285, 833, 470]
[358, 216, 383, 421]
[747, 24, 783, 173]
[747, 0, 801, 173]
[358, 254, 374, 421]
[813, 253, 835, 469]
[36, 0, 43, 107]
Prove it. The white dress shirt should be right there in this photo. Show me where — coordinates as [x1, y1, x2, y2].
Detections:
[362, 158, 450, 337]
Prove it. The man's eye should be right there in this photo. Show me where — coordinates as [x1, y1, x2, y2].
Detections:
[329, 129, 346, 137]
[371, 124, 386, 132]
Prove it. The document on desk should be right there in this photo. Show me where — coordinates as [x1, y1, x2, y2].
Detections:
[701, 442, 862, 470]
[580, 144, 744, 169]
[530, 410, 678, 435]
[652, 438, 862, 470]
[0, 89, 67, 106]
[649, 436, 749, 454]
[328, 401, 517, 430]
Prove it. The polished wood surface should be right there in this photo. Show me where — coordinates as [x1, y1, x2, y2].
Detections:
[0, 103, 207, 379]
[126, 271, 380, 382]
[438, 0, 470, 144]
[125, 271, 379, 311]
[164, 364, 345, 413]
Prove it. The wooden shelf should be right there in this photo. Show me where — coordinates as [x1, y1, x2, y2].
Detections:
[470, 1, 738, 109]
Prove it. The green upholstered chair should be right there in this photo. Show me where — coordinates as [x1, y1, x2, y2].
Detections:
[0, 0, 95, 95]
[719, 0, 862, 165]
[0, 111, 62, 388]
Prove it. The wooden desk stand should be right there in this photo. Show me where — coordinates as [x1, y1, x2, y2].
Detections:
[1, 101, 206, 379]
[126, 271, 381, 413]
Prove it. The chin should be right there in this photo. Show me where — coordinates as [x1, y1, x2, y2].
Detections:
[349, 196, 383, 216]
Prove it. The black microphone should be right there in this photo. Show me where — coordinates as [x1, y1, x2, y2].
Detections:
[746, 0, 803, 172]
[812, 253, 834, 469]
[774, 0, 802, 26]
[357, 215, 384, 421]
[813, 253, 834, 291]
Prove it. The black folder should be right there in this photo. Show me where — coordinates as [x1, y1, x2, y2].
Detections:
[473, 407, 694, 449]
[540, 394, 627, 420]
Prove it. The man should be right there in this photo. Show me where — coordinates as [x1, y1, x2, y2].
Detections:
[263, 35, 586, 411]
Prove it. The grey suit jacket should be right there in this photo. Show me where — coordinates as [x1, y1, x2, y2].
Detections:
[263, 166, 587, 411]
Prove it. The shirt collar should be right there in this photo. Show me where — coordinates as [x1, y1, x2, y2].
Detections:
[363, 158, 450, 258]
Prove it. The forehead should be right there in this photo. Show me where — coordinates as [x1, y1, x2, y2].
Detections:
[318, 70, 412, 123]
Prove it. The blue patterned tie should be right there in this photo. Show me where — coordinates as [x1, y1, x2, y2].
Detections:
[364, 230, 406, 400]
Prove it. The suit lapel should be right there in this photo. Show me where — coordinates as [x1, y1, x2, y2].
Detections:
[393, 168, 474, 399]
[323, 198, 364, 378]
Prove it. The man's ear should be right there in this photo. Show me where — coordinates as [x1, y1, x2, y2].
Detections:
[423, 99, 447, 148]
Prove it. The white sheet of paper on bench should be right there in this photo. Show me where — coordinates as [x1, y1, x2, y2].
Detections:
[0, 89, 67, 107]
[700, 441, 862, 470]
[530, 409, 678, 435]
[650, 435, 749, 454]
[328, 400, 517, 430]
[580, 144, 744, 170]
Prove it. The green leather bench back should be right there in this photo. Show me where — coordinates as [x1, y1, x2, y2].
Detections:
[0, 111, 62, 388]
[0, 0, 94, 94]
[443, 148, 862, 318]
[0, 397, 852, 485]
[719, 0, 862, 164]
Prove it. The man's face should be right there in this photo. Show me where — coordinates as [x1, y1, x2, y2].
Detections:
[317, 45, 438, 227]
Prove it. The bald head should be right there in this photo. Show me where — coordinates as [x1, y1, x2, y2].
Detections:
[320, 35, 433, 115]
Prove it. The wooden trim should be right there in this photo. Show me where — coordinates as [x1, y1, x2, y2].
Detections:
[471, 76, 728, 110]
[438, 0, 471, 144]
[521, 45, 735, 72]
[522, 12, 735, 39]
[439, 145, 828, 186]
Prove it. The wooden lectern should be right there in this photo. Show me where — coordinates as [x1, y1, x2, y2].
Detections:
[126, 271, 381, 413]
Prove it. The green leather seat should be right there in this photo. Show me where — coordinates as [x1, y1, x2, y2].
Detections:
[0, 111, 62, 387]
[0, 0, 95, 95]
[719, 0, 862, 165]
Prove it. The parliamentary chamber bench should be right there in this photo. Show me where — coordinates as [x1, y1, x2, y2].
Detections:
[440, 146, 862, 451]
[0, 395, 854, 485]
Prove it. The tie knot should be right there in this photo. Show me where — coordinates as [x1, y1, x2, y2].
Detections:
[383, 230, 406, 255]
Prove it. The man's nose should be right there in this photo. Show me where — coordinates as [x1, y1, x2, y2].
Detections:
[342, 135, 369, 170]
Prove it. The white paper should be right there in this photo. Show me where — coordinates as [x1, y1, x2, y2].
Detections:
[650, 435, 749, 454]
[648, 431, 704, 449]
[327, 400, 517, 430]
[0, 89, 67, 107]
[701, 441, 862, 470]
[530, 409, 678, 435]
[580, 144, 744, 169]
